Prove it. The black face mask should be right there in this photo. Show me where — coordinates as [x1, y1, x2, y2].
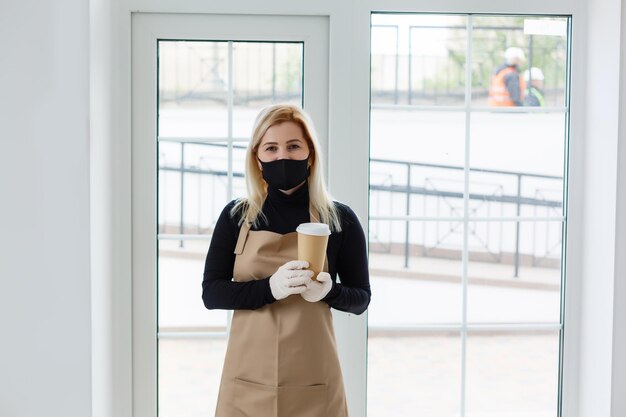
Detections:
[258, 157, 310, 190]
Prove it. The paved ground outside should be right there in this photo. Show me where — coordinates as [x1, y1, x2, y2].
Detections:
[157, 242, 562, 417]
[159, 333, 559, 417]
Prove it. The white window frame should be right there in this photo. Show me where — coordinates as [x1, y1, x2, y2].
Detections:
[89, 1, 625, 417]
[131, 12, 331, 417]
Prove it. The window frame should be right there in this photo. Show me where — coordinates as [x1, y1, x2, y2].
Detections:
[368, 13, 571, 416]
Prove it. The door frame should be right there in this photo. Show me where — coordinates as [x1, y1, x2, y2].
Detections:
[131, 11, 368, 417]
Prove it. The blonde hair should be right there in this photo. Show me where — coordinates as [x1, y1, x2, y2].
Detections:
[231, 104, 342, 233]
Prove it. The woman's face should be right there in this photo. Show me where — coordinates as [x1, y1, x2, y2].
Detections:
[256, 121, 310, 166]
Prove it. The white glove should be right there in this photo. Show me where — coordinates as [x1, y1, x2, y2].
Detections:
[269, 260, 313, 300]
[301, 272, 333, 303]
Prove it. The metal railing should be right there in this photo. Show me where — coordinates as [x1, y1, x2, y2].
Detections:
[369, 158, 562, 277]
[158, 141, 563, 277]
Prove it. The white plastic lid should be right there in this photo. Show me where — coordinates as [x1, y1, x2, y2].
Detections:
[296, 222, 331, 236]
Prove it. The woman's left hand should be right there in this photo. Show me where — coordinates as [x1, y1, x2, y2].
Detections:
[301, 272, 332, 302]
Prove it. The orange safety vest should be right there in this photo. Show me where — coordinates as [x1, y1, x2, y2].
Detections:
[487, 66, 526, 107]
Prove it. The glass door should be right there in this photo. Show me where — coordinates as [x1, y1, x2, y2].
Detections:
[132, 13, 329, 416]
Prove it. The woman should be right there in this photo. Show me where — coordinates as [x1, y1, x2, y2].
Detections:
[202, 104, 371, 417]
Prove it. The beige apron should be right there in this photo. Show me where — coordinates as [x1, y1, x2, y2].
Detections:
[214, 209, 348, 417]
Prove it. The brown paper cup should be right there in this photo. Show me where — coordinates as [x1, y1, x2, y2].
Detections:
[296, 223, 331, 280]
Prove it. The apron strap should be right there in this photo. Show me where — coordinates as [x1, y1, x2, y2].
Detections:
[234, 221, 252, 255]
[233, 204, 322, 255]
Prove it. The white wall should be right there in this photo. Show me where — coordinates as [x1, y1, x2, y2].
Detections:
[579, 0, 623, 415]
[611, 1, 626, 415]
[0, 1, 92, 417]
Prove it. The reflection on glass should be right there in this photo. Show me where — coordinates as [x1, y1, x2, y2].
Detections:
[467, 221, 563, 323]
[466, 332, 560, 416]
[469, 113, 565, 217]
[369, 220, 463, 325]
[159, 338, 227, 417]
[472, 16, 568, 108]
[370, 110, 465, 218]
[368, 334, 461, 417]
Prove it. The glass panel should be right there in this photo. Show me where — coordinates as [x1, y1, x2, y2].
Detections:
[158, 141, 230, 235]
[159, 338, 227, 417]
[408, 17, 467, 106]
[472, 15, 568, 108]
[370, 12, 570, 417]
[157, 37, 304, 417]
[369, 220, 463, 325]
[371, 14, 467, 106]
[232, 42, 303, 138]
[469, 113, 565, 218]
[467, 221, 563, 323]
[159, 41, 229, 138]
[158, 141, 182, 234]
[370, 109, 465, 218]
[370, 25, 400, 105]
[367, 332, 461, 417]
[466, 331, 560, 416]
[158, 238, 227, 331]
[232, 142, 248, 199]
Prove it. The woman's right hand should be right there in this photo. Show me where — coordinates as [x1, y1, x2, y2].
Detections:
[269, 260, 314, 300]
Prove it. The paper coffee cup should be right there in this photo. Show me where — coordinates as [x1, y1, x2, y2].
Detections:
[296, 222, 331, 280]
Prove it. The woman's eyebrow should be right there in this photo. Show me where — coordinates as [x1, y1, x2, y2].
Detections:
[262, 139, 303, 146]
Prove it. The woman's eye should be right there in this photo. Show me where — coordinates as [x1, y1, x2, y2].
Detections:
[288, 144, 301, 150]
[265, 146, 277, 152]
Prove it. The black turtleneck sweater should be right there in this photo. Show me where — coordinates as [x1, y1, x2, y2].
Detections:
[202, 184, 371, 315]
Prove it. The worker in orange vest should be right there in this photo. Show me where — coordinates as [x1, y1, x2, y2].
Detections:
[487, 47, 527, 107]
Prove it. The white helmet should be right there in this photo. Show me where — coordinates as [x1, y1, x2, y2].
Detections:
[524, 67, 545, 81]
[504, 47, 526, 65]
